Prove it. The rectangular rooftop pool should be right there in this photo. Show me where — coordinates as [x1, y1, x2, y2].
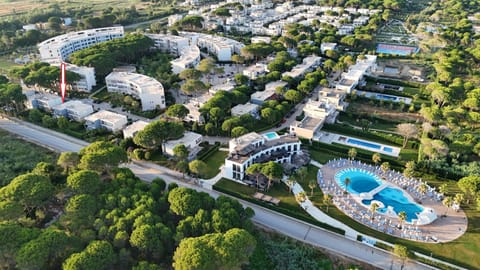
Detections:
[347, 138, 381, 150]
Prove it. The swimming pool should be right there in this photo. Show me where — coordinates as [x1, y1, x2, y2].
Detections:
[376, 94, 398, 101]
[363, 187, 424, 222]
[335, 168, 423, 222]
[383, 147, 393, 153]
[335, 169, 382, 194]
[263, 132, 280, 140]
[347, 138, 381, 150]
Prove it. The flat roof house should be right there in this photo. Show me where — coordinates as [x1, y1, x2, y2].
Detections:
[84, 110, 127, 133]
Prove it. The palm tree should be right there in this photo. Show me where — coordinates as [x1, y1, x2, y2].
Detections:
[372, 153, 381, 165]
[454, 193, 464, 211]
[370, 202, 379, 220]
[348, 148, 357, 160]
[418, 182, 428, 198]
[439, 183, 448, 195]
[308, 180, 316, 197]
[323, 194, 333, 213]
[398, 211, 407, 229]
[381, 162, 390, 174]
[286, 179, 295, 193]
[344, 177, 351, 195]
[442, 196, 453, 216]
[296, 191, 307, 203]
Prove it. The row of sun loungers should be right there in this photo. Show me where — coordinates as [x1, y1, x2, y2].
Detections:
[253, 192, 281, 205]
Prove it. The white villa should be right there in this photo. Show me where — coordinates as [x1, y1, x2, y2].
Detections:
[84, 110, 128, 132]
[105, 72, 166, 111]
[225, 132, 302, 181]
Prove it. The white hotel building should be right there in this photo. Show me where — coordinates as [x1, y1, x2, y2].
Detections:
[53, 100, 94, 121]
[38, 26, 125, 63]
[85, 110, 128, 132]
[105, 72, 166, 111]
[225, 132, 302, 181]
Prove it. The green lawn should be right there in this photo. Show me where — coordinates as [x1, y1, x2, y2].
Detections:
[202, 150, 228, 179]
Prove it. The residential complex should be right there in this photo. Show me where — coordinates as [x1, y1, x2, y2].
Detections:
[105, 72, 166, 111]
[336, 55, 377, 93]
[179, 32, 244, 61]
[53, 100, 94, 121]
[225, 132, 302, 181]
[171, 46, 201, 74]
[59, 63, 96, 92]
[282, 55, 322, 79]
[84, 110, 128, 132]
[243, 63, 268, 80]
[38, 26, 124, 63]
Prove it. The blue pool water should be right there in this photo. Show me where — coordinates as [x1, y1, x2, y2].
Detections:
[263, 132, 279, 140]
[347, 138, 381, 150]
[383, 147, 393, 153]
[335, 168, 423, 222]
[363, 187, 423, 222]
[335, 169, 382, 195]
[376, 94, 398, 101]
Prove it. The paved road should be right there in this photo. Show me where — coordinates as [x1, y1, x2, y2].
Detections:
[0, 116, 436, 270]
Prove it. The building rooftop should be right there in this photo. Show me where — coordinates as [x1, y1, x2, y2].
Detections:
[228, 133, 299, 163]
[171, 45, 200, 67]
[231, 103, 260, 116]
[38, 26, 124, 47]
[297, 116, 323, 130]
[123, 120, 149, 137]
[164, 131, 202, 148]
[84, 110, 127, 123]
[53, 100, 92, 111]
[251, 89, 276, 101]
[265, 80, 288, 91]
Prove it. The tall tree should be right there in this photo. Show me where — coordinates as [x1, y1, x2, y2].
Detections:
[166, 104, 189, 120]
[134, 120, 184, 153]
[66, 170, 101, 195]
[63, 240, 115, 270]
[260, 161, 283, 191]
[372, 153, 381, 165]
[189, 160, 208, 179]
[173, 144, 189, 161]
[78, 141, 127, 172]
[396, 123, 418, 148]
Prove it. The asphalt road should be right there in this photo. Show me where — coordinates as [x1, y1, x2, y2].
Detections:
[0, 116, 435, 270]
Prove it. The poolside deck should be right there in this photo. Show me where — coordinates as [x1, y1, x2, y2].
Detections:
[319, 159, 467, 243]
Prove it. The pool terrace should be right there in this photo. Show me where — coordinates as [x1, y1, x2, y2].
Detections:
[314, 131, 401, 157]
[319, 159, 467, 243]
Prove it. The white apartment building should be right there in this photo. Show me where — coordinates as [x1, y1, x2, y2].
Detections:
[84, 110, 127, 132]
[58, 63, 96, 92]
[53, 100, 94, 121]
[320, 42, 337, 54]
[231, 102, 260, 118]
[38, 26, 124, 63]
[164, 131, 203, 160]
[251, 36, 271, 44]
[24, 91, 62, 111]
[180, 32, 245, 61]
[265, 80, 288, 92]
[251, 89, 277, 105]
[145, 34, 190, 56]
[170, 45, 201, 74]
[282, 55, 322, 79]
[318, 87, 348, 111]
[123, 120, 150, 138]
[209, 81, 236, 95]
[243, 63, 268, 80]
[105, 72, 166, 111]
[225, 132, 302, 181]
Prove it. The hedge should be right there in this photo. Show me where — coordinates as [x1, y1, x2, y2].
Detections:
[365, 75, 424, 88]
[213, 184, 346, 236]
[198, 143, 221, 161]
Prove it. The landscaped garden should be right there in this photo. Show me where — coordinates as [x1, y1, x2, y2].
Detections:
[201, 149, 228, 179]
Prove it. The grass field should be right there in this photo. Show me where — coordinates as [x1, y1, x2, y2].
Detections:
[0, 55, 21, 73]
[0, 129, 57, 186]
[202, 150, 228, 179]
[0, 0, 149, 18]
